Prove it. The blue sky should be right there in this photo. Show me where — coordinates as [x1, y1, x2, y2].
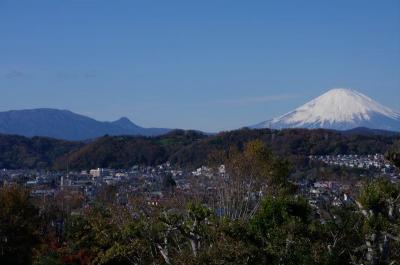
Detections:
[0, 0, 399, 131]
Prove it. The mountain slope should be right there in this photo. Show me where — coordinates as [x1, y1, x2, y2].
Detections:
[0, 108, 171, 140]
[255, 88, 400, 131]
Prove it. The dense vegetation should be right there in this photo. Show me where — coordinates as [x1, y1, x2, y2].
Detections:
[0, 134, 82, 169]
[168, 128, 398, 168]
[0, 128, 398, 170]
[55, 128, 400, 170]
[55, 130, 207, 170]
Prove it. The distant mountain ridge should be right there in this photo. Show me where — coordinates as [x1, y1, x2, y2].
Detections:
[254, 88, 400, 131]
[0, 108, 171, 140]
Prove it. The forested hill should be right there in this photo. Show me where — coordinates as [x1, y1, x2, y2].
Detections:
[0, 128, 398, 170]
[54, 130, 208, 169]
[168, 128, 398, 168]
[0, 134, 82, 169]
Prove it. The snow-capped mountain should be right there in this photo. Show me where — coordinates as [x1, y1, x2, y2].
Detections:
[254, 88, 400, 131]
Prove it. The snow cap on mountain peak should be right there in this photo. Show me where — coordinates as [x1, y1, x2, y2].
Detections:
[255, 88, 400, 131]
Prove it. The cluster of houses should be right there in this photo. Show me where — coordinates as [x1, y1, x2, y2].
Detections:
[0, 163, 205, 208]
[0, 162, 226, 212]
[1, 154, 398, 215]
[296, 179, 360, 211]
[310, 154, 396, 172]
[191, 165, 225, 177]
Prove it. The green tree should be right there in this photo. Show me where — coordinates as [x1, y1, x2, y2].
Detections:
[250, 195, 314, 265]
[318, 205, 365, 265]
[355, 179, 400, 264]
[92, 218, 155, 265]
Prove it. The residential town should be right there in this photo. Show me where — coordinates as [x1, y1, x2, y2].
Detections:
[1, 153, 399, 218]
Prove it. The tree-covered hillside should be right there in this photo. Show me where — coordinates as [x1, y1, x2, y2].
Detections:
[0, 134, 82, 169]
[0, 128, 398, 170]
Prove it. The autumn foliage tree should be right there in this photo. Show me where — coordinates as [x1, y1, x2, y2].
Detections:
[211, 140, 292, 220]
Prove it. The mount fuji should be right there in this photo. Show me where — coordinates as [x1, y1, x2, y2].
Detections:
[254, 88, 400, 131]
